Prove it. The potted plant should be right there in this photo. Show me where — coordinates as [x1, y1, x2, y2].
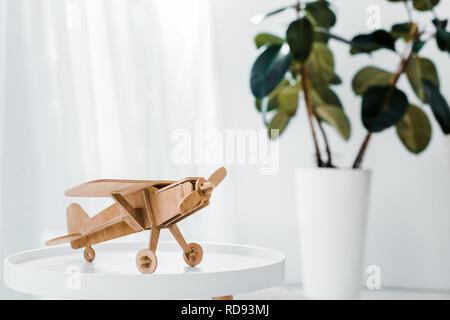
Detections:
[249, 0, 450, 299]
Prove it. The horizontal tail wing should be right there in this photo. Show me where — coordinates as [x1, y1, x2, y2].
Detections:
[45, 233, 82, 246]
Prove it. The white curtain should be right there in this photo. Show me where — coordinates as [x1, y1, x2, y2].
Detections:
[0, 0, 237, 298]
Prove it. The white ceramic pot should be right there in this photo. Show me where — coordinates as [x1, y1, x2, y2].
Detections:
[295, 168, 371, 299]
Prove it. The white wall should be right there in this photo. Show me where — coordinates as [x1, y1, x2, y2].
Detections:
[0, 0, 235, 299]
[1, 0, 449, 299]
[211, 0, 450, 290]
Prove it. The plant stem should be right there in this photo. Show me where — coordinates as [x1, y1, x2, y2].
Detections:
[300, 65, 323, 167]
[316, 27, 353, 46]
[352, 132, 372, 169]
[316, 118, 334, 167]
[293, 3, 325, 167]
[352, 23, 418, 169]
[295, 0, 301, 18]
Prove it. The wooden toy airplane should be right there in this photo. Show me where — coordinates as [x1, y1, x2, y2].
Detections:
[46, 167, 227, 274]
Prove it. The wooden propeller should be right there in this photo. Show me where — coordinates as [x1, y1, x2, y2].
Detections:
[178, 167, 227, 213]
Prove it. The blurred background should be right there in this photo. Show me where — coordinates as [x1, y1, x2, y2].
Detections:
[0, 0, 449, 299]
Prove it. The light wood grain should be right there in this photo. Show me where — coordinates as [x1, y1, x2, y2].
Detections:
[45, 233, 82, 246]
[66, 203, 89, 234]
[150, 182, 193, 226]
[65, 179, 173, 197]
[46, 167, 227, 274]
[168, 224, 188, 252]
[111, 193, 144, 231]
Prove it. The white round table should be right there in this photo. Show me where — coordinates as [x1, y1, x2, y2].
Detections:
[4, 242, 285, 299]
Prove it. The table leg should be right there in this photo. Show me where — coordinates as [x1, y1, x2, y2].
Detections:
[212, 295, 233, 300]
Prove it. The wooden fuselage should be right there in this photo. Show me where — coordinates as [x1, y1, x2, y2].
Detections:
[68, 178, 209, 249]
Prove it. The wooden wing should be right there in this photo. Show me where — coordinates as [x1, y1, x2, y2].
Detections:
[65, 179, 174, 197]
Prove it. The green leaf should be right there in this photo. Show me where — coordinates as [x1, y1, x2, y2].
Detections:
[352, 66, 393, 95]
[311, 86, 343, 109]
[361, 85, 409, 132]
[255, 98, 262, 112]
[405, 56, 439, 103]
[350, 29, 396, 54]
[329, 73, 342, 85]
[412, 40, 426, 53]
[432, 18, 448, 29]
[254, 79, 291, 112]
[304, 1, 336, 29]
[267, 79, 291, 111]
[422, 79, 450, 134]
[250, 44, 291, 98]
[413, 0, 439, 11]
[314, 31, 330, 44]
[391, 22, 413, 41]
[278, 85, 299, 116]
[315, 104, 351, 140]
[268, 112, 290, 139]
[396, 104, 432, 154]
[286, 17, 314, 62]
[310, 85, 348, 139]
[436, 28, 450, 53]
[305, 43, 335, 87]
[254, 33, 284, 49]
[289, 62, 300, 79]
[431, 19, 450, 53]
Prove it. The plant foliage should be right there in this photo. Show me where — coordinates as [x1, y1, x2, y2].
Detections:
[249, 0, 450, 168]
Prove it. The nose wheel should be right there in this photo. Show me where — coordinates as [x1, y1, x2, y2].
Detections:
[136, 249, 158, 274]
[183, 242, 203, 266]
[83, 246, 95, 262]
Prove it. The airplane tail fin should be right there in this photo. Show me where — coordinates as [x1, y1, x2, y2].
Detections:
[45, 203, 88, 246]
[67, 203, 89, 234]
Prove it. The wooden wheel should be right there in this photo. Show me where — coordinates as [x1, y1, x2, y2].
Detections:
[83, 246, 95, 262]
[183, 243, 203, 266]
[136, 249, 158, 274]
